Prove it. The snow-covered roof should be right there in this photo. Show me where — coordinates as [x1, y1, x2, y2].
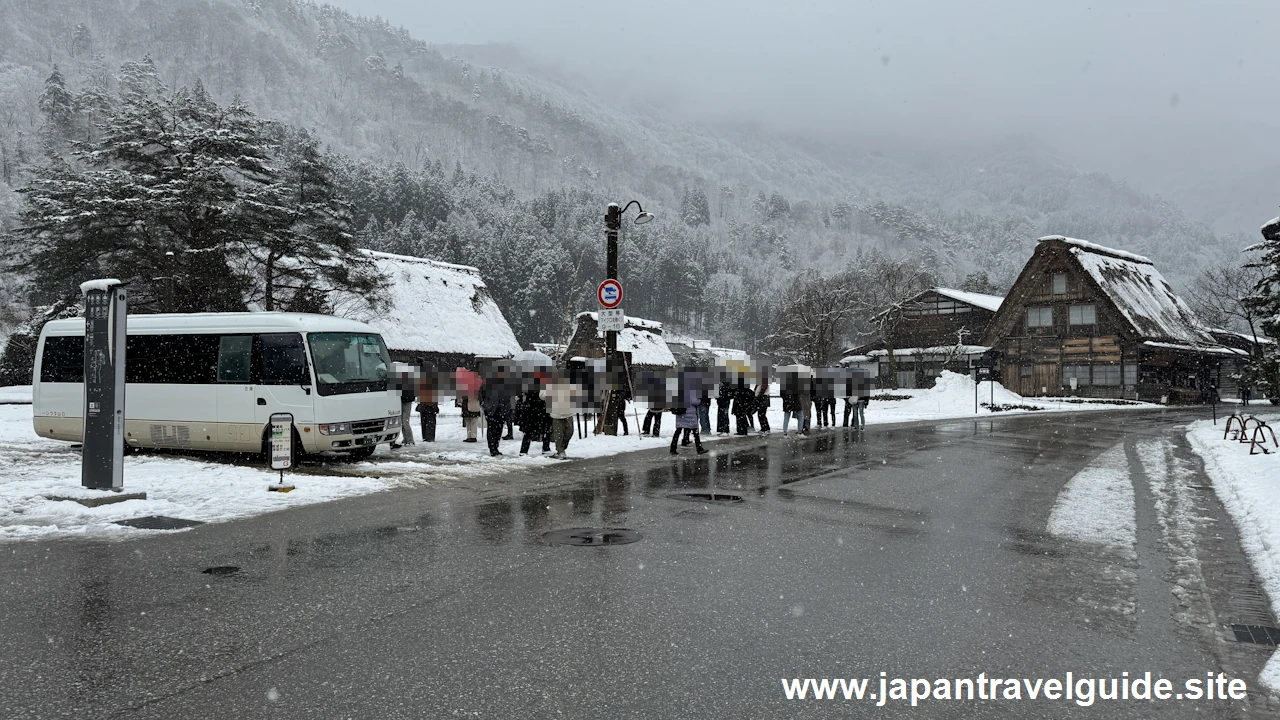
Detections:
[357, 250, 521, 357]
[1142, 341, 1247, 357]
[1063, 242, 1207, 344]
[573, 312, 676, 367]
[932, 287, 1003, 312]
[575, 311, 663, 331]
[1039, 235, 1153, 264]
[864, 345, 992, 358]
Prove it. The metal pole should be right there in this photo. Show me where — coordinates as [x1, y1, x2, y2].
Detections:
[602, 203, 621, 436]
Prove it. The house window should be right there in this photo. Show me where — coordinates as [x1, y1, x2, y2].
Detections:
[1027, 307, 1054, 327]
[1124, 364, 1137, 387]
[896, 370, 916, 389]
[1094, 364, 1121, 386]
[1063, 364, 1090, 387]
[1068, 304, 1096, 325]
[1020, 364, 1032, 378]
[1052, 273, 1067, 294]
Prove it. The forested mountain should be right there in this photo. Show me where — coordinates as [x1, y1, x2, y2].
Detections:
[0, 0, 1247, 353]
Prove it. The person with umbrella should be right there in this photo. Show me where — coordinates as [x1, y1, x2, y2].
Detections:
[512, 351, 556, 455]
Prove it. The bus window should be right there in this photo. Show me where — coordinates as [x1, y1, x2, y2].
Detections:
[40, 336, 85, 383]
[126, 335, 218, 384]
[217, 336, 253, 383]
[260, 333, 309, 385]
[307, 332, 390, 396]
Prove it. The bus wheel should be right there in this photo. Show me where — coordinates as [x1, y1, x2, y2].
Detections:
[347, 445, 376, 460]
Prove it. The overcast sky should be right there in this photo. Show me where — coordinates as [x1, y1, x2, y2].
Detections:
[331, 0, 1279, 232]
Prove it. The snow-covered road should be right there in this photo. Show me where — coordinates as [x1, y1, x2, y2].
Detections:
[0, 372, 1159, 542]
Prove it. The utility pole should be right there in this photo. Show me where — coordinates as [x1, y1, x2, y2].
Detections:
[603, 203, 621, 435]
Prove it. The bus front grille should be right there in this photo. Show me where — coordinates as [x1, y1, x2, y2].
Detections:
[351, 419, 386, 435]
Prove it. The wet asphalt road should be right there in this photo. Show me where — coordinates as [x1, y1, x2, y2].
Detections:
[2, 408, 1277, 719]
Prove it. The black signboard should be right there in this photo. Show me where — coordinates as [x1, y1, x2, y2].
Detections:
[82, 283, 126, 489]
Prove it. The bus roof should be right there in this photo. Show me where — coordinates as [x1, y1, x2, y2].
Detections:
[41, 312, 381, 337]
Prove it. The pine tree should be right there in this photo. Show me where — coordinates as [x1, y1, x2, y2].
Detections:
[1242, 216, 1280, 399]
[37, 66, 76, 138]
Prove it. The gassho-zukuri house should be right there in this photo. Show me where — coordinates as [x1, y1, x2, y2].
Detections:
[356, 250, 521, 369]
[565, 312, 677, 369]
[982, 235, 1242, 404]
[841, 287, 1005, 389]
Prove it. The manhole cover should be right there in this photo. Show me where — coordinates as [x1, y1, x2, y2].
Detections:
[667, 492, 744, 504]
[1230, 624, 1280, 646]
[114, 515, 206, 530]
[543, 528, 641, 546]
[201, 566, 240, 576]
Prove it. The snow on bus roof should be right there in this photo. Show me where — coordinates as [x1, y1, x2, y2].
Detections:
[42, 313, 380, 335]
[1038, 235, 1153, 265]
[356, 250, 522, 357]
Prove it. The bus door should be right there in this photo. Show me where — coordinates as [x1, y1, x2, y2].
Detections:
[215, 335, 258, 450]
[254, 333, 315, 439]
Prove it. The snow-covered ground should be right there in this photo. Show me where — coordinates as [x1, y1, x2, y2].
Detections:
[0, 372, 1157, 542]
[0, 385, 31, 404]
[1187, 414, 1280, 690]
[1046, 443, 1137, 553]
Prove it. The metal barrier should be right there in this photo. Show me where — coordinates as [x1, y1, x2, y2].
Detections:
[1250, 421, 1278, 455]
[1224, 413, 1249, 441]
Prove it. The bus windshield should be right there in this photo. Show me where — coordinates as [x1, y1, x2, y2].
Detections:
[307, 332, 391, 396]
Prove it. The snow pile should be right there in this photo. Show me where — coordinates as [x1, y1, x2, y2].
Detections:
[1046, 443, 1137, 552]
[357, 250, 522, 357]
[1187, 417, 1280, 691]
[78, 278, 122, 295]
[870, 370, 1054, 421]
[0, 385, 32, 404]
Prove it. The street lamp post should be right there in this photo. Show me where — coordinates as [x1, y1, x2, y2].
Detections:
[601, 200, 653, 435]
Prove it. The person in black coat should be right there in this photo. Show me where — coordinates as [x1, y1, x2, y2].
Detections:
[731, 378, 754, 436]
[716, 378, 733, 435]
[479, 366, 513, 456]
[517, 386, 552, 454]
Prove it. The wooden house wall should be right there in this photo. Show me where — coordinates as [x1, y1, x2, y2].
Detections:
[987, 246, 1142, 400]
[986, 241, 1217, 403]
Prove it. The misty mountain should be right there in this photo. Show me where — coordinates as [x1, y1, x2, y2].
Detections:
[0, 0, 1247, 347]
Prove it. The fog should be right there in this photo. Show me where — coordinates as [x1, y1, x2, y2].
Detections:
[332, 0, 1280, 233]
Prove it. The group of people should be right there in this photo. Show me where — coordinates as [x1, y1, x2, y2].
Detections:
[389, 359, 874, 462]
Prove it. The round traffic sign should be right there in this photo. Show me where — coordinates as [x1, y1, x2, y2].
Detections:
[597, 279, 623, 309]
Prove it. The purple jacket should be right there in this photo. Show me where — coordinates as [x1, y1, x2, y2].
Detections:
[675, 388, 701, 430]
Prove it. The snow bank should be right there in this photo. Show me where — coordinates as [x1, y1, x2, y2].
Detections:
[1046, 443, 1137, 552]
[1187, 416, 1280, 691]
[0, 385, 32, 404]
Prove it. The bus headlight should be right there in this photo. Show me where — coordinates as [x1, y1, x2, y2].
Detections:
[386, 415, 400, 429]
[318, 422, 351, 435]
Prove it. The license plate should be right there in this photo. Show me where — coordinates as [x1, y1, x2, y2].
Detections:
[355, 435, 378, 446]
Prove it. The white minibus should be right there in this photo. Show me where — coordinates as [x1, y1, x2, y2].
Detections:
[33, 312, 402, 460]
